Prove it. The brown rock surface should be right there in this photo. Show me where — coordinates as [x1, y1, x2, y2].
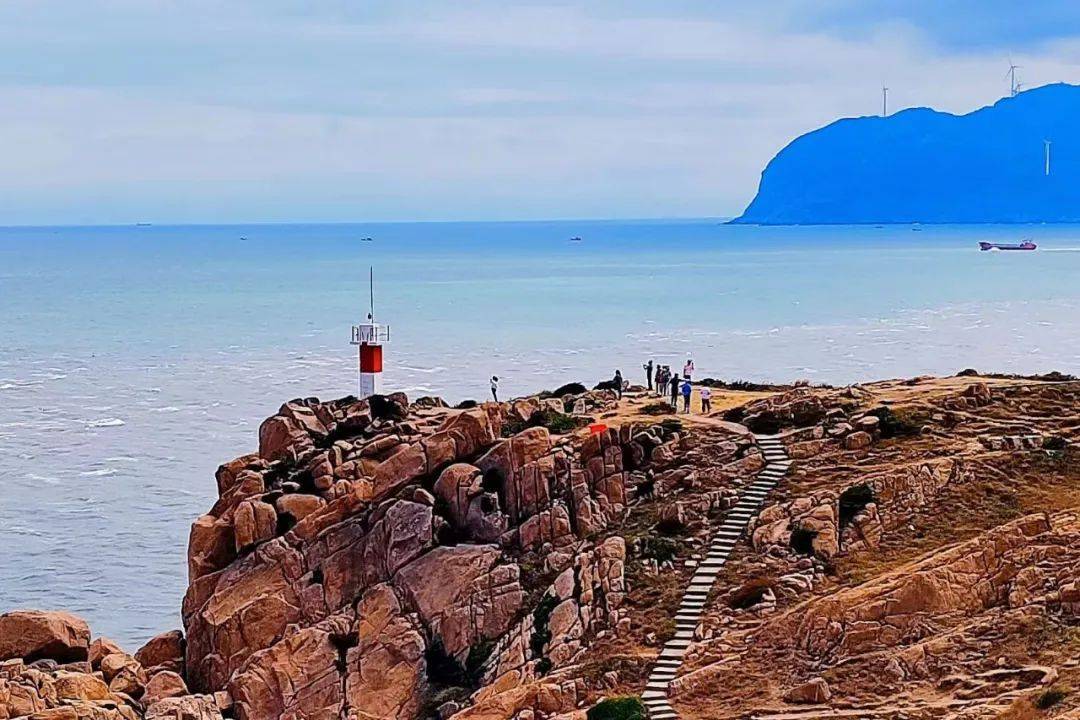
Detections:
[0, 611, 91, 663]
[143, 671, 189, 706]
[14, 375, 1077, 720]
[135, 631, 184, 674]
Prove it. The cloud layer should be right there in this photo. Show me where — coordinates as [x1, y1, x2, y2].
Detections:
[2, 1, 1079, 224]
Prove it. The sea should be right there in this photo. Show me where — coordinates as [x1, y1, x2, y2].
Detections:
[1, 219, 1079, 649]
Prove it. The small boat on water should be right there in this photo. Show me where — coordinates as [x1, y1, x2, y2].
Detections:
[979, 240, 1037, 251]
[569, 236, 582, 242]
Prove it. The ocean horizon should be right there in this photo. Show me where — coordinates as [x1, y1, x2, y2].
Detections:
[2, 218, 1079, 647]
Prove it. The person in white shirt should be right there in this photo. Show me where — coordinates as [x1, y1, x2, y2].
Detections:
[700, 385, 712, 414]
[683, 358, 694, 381]
[490, 376, 499, 402]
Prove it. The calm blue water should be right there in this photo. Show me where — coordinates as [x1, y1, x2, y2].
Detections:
[2, 220, 1078, 648]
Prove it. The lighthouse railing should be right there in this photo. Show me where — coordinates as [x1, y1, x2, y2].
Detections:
[350, 324, 391, 345]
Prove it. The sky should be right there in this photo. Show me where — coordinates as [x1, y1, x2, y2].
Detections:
[3, 0, 1080, 225]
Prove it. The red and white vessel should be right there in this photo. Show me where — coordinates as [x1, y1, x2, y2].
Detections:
[350, 269, 391, 398]
[979, 240, 1037, 251]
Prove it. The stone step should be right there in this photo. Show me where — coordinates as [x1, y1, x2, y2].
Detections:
[639, 432, 793, 719]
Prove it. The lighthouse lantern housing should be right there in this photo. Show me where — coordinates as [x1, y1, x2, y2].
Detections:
[350, 321, 390, 399]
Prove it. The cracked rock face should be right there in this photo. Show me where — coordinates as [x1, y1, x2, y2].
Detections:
[176, 392, 649, 720]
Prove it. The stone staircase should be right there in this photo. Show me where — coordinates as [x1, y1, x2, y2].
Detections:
[641, 434, 791, 720]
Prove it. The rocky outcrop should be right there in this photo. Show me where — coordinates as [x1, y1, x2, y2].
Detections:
[176, 393, 663, 719]
[0, 612, 216, 720]
[751, 457, 965, 559]
[16, 375, 1074, 720]
[775, 513, 1062, 663]
[0, 611, 91, 664]
[729, 389, 829, 435]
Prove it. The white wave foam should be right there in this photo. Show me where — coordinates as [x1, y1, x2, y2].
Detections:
[79, 467, 118, 477]
[399, 365, 449, 374]
[84, 418, 126, 428]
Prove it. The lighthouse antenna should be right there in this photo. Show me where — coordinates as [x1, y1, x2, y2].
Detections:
[368, 266, 374, 322]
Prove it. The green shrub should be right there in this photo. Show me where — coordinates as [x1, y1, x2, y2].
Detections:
[659, 418, 683, 434]
[790, 525, 817, 556]
[551, 382, 587, 396]
[503, 408, 585, 437]
[464, 640, 494, 683]
[639, 536, 678, 563]
[1043, 435, 1068, 451]
[838, 484, 876, 530]
[655, 517, 686, 536]
[532, 408, 583, 434]
[529, 592, 559, 670]
[728, 577, 774, 610]
[1036, 687, 1067, 709]
[868, 406, 923, 438]
[424, 637, 467, 687]
[587, 696, 647, 720]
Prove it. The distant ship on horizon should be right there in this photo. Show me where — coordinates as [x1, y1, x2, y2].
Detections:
[979, 240, 1037, 251]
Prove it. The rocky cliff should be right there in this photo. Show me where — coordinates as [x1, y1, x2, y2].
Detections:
[2, 373, 1078, 720]
[734, 83, 1080, 225]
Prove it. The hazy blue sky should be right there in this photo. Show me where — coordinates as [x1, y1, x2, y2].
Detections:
[3, 0, 1080, 224]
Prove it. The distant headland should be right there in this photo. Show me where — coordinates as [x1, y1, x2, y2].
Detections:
[733, 82, 1080, 225]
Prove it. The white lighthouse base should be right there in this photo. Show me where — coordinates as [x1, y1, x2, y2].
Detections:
[359, 372, 380, 399]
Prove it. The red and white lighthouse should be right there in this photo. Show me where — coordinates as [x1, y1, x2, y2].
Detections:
[350, 268, 390, 398]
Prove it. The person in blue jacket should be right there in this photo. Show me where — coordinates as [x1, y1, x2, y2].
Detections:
[681, 379, 692, 413]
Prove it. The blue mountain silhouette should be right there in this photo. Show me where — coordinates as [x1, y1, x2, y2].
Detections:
[734, 83, 1079, 224]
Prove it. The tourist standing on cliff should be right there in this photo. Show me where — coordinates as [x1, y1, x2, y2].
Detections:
[613, 369, 624, 399]
[683, 358, 695, 382]
[490, 376, 499, 402]
[654, 364, 663, 395]
[700, 385, 712, 414]
[681, 379, 692, 413]
[643, 360, 653, 391]
[669, 372, 680, 406]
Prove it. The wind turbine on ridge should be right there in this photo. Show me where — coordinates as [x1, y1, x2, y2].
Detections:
[1005, 60, 1022, 97]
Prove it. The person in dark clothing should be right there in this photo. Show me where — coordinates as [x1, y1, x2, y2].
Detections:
[643, 360, 653, 391]
[669, 372, 680, 407]
[654, 364, 663, 395]
[613, 369, 624, 399]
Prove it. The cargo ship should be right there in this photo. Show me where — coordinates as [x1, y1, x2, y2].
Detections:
[979, 240, 1037, 251]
